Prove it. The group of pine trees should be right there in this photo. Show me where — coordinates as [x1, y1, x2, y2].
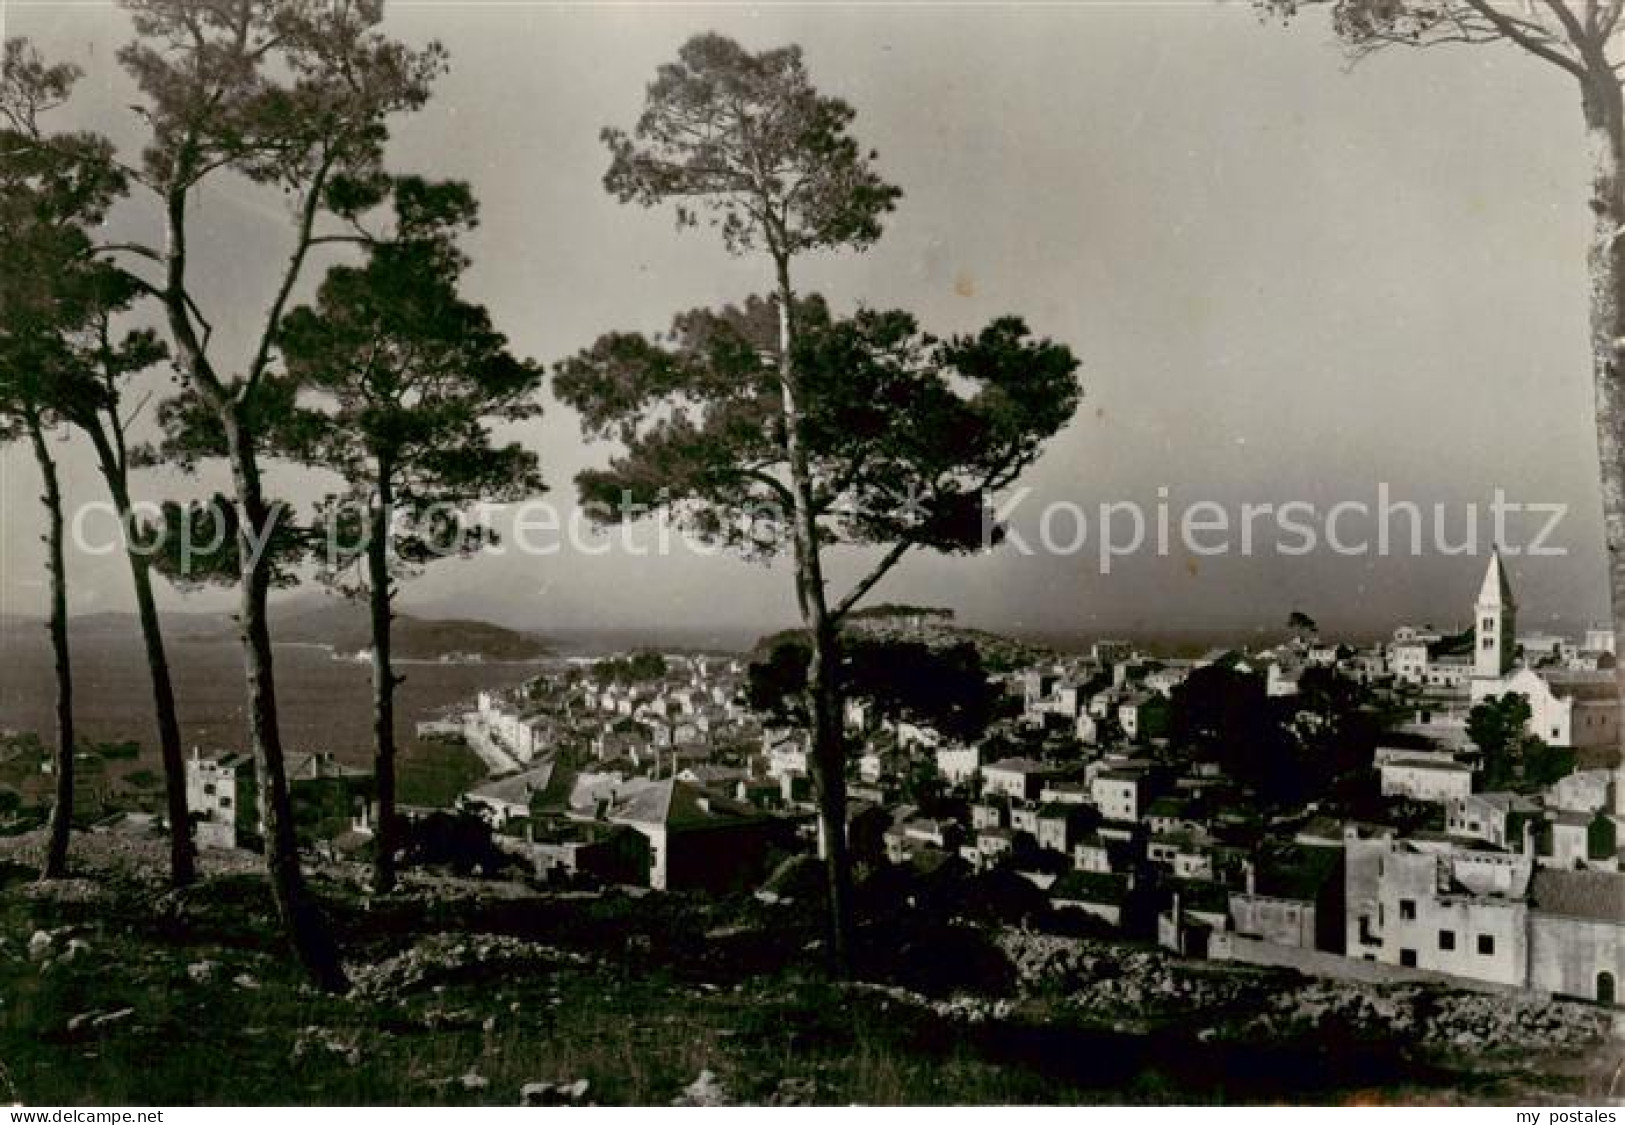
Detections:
[8, 0, 1625, 996]
[1, 3, 1081, 988]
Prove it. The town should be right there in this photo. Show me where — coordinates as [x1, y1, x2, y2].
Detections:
[159, 553, 1625, 1010]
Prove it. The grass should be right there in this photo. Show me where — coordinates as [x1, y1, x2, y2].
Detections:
[397, 739, 487, 810]
[0, 896, 1028, 1106]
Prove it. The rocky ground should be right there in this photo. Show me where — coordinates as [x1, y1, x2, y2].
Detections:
[0, 830, 1619, 1106]
[995, 930, 1612, 1060]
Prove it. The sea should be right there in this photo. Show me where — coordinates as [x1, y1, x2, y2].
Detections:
[0, 628, 537, 770]
[0, 618, 771, 770]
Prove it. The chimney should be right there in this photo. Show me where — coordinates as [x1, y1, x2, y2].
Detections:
[1244, 859, 1257, 896]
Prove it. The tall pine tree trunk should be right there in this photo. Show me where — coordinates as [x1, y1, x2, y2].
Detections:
[1581, 64, 1625, 764]
[28, 413, 73, 880]
[154, 167, 341, 985]
[88, 429, 195, 887]
[807, 620, 854, 972]
[366, 469, 399, 894]
[773, 254, 855, 976]
[223, 419, 349, 992]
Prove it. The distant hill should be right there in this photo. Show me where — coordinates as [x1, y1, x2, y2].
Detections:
[272, 600, 550, 662]
[3, 601, 549, 662]
[752, 607, 1049, 673]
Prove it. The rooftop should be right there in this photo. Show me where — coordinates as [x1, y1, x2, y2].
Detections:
[608, 779, 765, 831]
[467, 762, 557, 807]
[985, 757, 1053, 775]
[1530, 868, 1625, 923]
[1382, 756, 1471, 773]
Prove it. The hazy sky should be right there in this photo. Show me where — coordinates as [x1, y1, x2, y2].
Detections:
[0, 0, 1608, 641]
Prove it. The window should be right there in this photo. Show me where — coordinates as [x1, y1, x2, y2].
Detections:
[1400, 949, 1418, 968]
[1477, 934, 1495, 956]
[1400, 898, 1417, 921]
[1438, 929, 1455, 951]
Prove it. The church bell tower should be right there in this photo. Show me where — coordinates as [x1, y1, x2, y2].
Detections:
[1474, 549, 1517, 679]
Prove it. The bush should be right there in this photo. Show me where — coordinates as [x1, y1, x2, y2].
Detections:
[400, 810, 510, 877]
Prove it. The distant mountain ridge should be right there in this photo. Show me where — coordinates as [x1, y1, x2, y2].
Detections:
[1, 601, 549, 662]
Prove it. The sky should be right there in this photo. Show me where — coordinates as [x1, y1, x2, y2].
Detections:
[0, 0, 1608, 643]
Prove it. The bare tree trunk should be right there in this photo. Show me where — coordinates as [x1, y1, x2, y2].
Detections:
[223, 419, 349, 992]
[366, 468, 399, 894]
[87, 428, 195, 887]
[28, 414, 74, 880]
[151, 162, 342, 983]
[773, 254, 855, 976]
[807, 620, 854, 971]
[1581, 66, 1625, 764]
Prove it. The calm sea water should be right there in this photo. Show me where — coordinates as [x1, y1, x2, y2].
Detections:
[0, 625, 541, 769]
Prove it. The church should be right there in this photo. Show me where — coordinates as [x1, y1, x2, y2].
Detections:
[1467, 552, 1622, 753]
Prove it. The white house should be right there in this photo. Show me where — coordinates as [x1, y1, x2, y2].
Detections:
[764, 728, 810, 780]
[186, 750, 254, 850]
[935, 742, 982, 786]
[1345, 829, 1532, 988]
[1378, 756, 1473, 803]
[981, 757, 1054, 801]
[1445, 791, 1539, 849]
[1391, 641, 1432, 686]
[1092, 767, 1149, 823]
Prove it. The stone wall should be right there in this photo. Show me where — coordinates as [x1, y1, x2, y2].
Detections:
[1211, 933, 1528, 997]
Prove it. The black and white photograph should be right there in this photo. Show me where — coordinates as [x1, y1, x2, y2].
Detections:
[1, 0, 1624, 1110]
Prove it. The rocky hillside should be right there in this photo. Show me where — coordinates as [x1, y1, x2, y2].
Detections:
[755, 605, 1050, 673]
[0, 830, 1617, 1106]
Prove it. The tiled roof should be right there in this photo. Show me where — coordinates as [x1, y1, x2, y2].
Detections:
[609, 779, 764, 830]
[1530, 869, 1625, 923]
[1382, 756, 1471, 773]
[1096, 768, 1146, 782]
[467, 762, 556, 807]
[985, 757, 1051, 774]
[286, 751, 369, 780]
